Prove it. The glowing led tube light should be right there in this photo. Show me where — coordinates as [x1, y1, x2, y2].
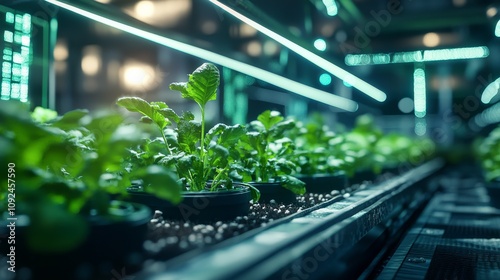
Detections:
[209, 0, 387, 102]
[45, 0, 359, 112]
[481, 78, 500, 104]
[345, 46, 490, 66]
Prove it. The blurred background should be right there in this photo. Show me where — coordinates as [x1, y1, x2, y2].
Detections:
[2, 0, 500, 147]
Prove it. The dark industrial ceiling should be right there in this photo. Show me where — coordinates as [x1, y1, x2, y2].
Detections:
[9, 0, 500, 119]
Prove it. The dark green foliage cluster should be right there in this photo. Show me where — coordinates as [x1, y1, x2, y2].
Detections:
[476, 126, 500, 181]
[286, 113, 436, 177]
[0, 102, 181, 253]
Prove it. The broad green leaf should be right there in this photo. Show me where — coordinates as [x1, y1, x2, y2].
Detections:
[169, 63, 220, 108]
[207, 144, 229, 167]
[159, 108, 180, 123]
[84, 113, 124, 146]
[270, 119, 296, 139]
[257, 110, 284, 131]
[117, 97, 168, 129]
[206, 123, 246, 145]
[150, 101, 169, 109]
[50, 109, 89, 130]
[134, 165, 182, 204]
[279, 175, 306, 195]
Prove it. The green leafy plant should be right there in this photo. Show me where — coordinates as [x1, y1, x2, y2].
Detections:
[0, 101, 181, 253]
[477, 126, 500, 181]
[286, 113, 346, 176]
[118, 63, 259, 201]
[235, 110, 306, 195]
[337, 114, 382, 176]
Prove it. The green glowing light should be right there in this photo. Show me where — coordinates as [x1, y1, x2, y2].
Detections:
[314, 38, 327, 51]
[14, 33, 22, 44]
[5, 12, 15, 24]
[481, 78, 500, 104]
[208, 0, 386, 102]
[22, 14, 31, 33]
[3, 31, 13, 43]
[495, 21, 500, 37]
[319, 73, 332, 85]
[343, 80, 352, 87]
[1, 9, 32, 103]
[21, 35, 30, 46]
[346, 46, 489, 66]
[413, 67, 426, 118]
[44, 0, 359, 112]
[322, 0, 338, 16]
[372, 54, 390, 64]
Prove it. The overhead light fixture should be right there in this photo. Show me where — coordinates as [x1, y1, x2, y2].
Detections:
[413, 66, 426, 118]
[481, 78, 500, 104]
[322, 0, 338, 16]
[44, 0, 358, 112]
[474, 102, 500, 127]
[345, 46, 489, 66]
[209, 0, 387, 102]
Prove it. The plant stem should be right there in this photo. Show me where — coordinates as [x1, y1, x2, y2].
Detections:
[200, 105, 206, 184]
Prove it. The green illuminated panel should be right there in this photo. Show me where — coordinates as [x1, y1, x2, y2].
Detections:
[5, 12, 14, 23]
[4, 30, 13, 42]
[1, 8, 32, 103]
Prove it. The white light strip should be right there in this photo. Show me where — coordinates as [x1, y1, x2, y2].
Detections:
[44, 0, 358, 112]
[346, 46, 489, 66]
[413, 67, 426, 118]
[475, 102, 500, 127]
[481, 78, 500, 104]
[209, 0, 386, 102]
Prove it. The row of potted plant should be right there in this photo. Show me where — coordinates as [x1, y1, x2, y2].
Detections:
[0, 101, 183, 278]
[117, 63, 437, 215]
[0, 62, 437, 278]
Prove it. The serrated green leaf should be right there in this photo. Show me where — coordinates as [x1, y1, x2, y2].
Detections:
[169, 63, 220, 108]
[177, 119, 201, 153]
[159, 108, 180, 123]
[150, 101, 169, 109]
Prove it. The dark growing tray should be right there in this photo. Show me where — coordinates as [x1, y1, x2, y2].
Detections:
[135, 159, 444, 279]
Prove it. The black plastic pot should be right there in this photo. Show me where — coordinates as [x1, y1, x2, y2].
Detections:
[1, 200, 151, 280]
[297, 172, 348, 193]
[250, 182, 297, 204]
[126, 184, 252, 222]
[486, 180, 500, 208]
